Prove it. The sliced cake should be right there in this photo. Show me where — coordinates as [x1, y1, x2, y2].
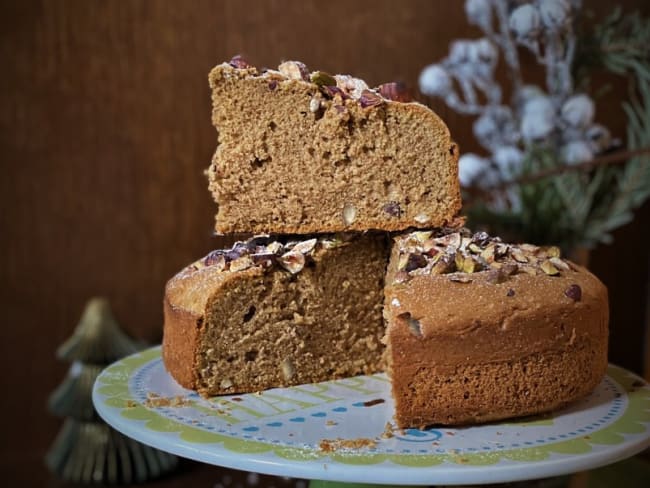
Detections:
[207, 57, 461, 234]
[163, 233, 388, 396]
[384, 229, 609, 427]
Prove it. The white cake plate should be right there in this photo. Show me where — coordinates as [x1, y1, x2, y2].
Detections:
[93, 347, 650, 486]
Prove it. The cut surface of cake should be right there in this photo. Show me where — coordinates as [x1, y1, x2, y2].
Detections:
[384, 229, 609, 427]
[207, 57, 461, 234]
[163, 233, 388, 396]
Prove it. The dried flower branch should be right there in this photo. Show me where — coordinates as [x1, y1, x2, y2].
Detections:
[420, 0, 650, 250]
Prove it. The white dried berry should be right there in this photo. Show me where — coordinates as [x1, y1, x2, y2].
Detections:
[493, 146, 524, 177]
[561, 94, 595, 129]
[509, 4, 541, 40]
[520, 96, 555, 141]
[561, 140, 593, 165]
[538, 0, 571, 31]
[465, 0, 492, 30]
[458, 153, 489, 187]
[419, 64, 452, 97]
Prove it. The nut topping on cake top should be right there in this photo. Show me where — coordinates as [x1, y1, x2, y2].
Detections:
[185, 234, 354, 276]
[222, 56, 414, 105]
[393, 228, 575, 285]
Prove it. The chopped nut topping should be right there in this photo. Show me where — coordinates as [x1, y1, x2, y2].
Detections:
[393, 228, 572, 284]
[277, 250, 306, 274]
[229, 255, 254, 272]
[359, 89, 384, 108]
[404, 253, 428, 272]
[520, 266, 538, 276]
[549, 257, 570, 271]
[190, 235, 332, 276]
[311, 71, 337, 87]
[511, 249, 529, 263]
[204, 251, 226, 269]
[541, 260, 560, 276]
[335, 74, 370, 98]
[545, 246, 561, 258]
[323, 85, 349, 100]
[229, 55, 253, 69]
[377, 82, 412, 102]
[278, 60, 310, 81]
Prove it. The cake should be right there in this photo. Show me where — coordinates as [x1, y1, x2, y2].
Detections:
[383, 229, 609, 427]
[161, 57, 609, 428]
[162, 233, 388, 396]
[207, 57, 461, 235]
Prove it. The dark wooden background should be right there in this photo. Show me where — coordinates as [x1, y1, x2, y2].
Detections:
[1, 1, 648, 485]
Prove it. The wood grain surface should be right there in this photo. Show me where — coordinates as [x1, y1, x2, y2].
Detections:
[1, 1, 648, 485]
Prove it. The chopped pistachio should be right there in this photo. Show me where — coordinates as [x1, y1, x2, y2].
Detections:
[541, 260, 560, 276]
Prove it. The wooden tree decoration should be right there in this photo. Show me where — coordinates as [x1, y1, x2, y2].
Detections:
[45, 297, 178, 484]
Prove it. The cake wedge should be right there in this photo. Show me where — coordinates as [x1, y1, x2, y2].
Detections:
[163, 233, 388, 396]
[207, 57, 461, 234]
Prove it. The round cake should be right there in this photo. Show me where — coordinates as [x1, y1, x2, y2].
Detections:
[384, 229, 609, 427]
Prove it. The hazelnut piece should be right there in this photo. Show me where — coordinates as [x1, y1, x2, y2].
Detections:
[378, 82, 412, 102]
[229, 55, 253, 69]
[359, 90, 384, 108]
[277, 251, 305, 274]
[278, 60, 310, 81]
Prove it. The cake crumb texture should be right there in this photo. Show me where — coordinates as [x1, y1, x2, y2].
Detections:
[207, 60, 461, 234]
[163, 233, 389, 396]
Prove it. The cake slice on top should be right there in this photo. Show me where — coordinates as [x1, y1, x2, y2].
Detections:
[207, 57, 461, 235]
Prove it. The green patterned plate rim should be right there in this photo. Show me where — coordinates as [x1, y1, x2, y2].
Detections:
[92, 346, 650, 485]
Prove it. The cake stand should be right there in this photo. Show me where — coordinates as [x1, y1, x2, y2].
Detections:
[92, 347, 650, 486]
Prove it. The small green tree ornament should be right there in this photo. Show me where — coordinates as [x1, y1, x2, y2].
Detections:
[45, 298, 178, 484]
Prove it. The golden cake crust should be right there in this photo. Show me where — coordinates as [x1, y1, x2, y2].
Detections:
[384, 231, 609, 427]
[162, 264, 253, 390]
